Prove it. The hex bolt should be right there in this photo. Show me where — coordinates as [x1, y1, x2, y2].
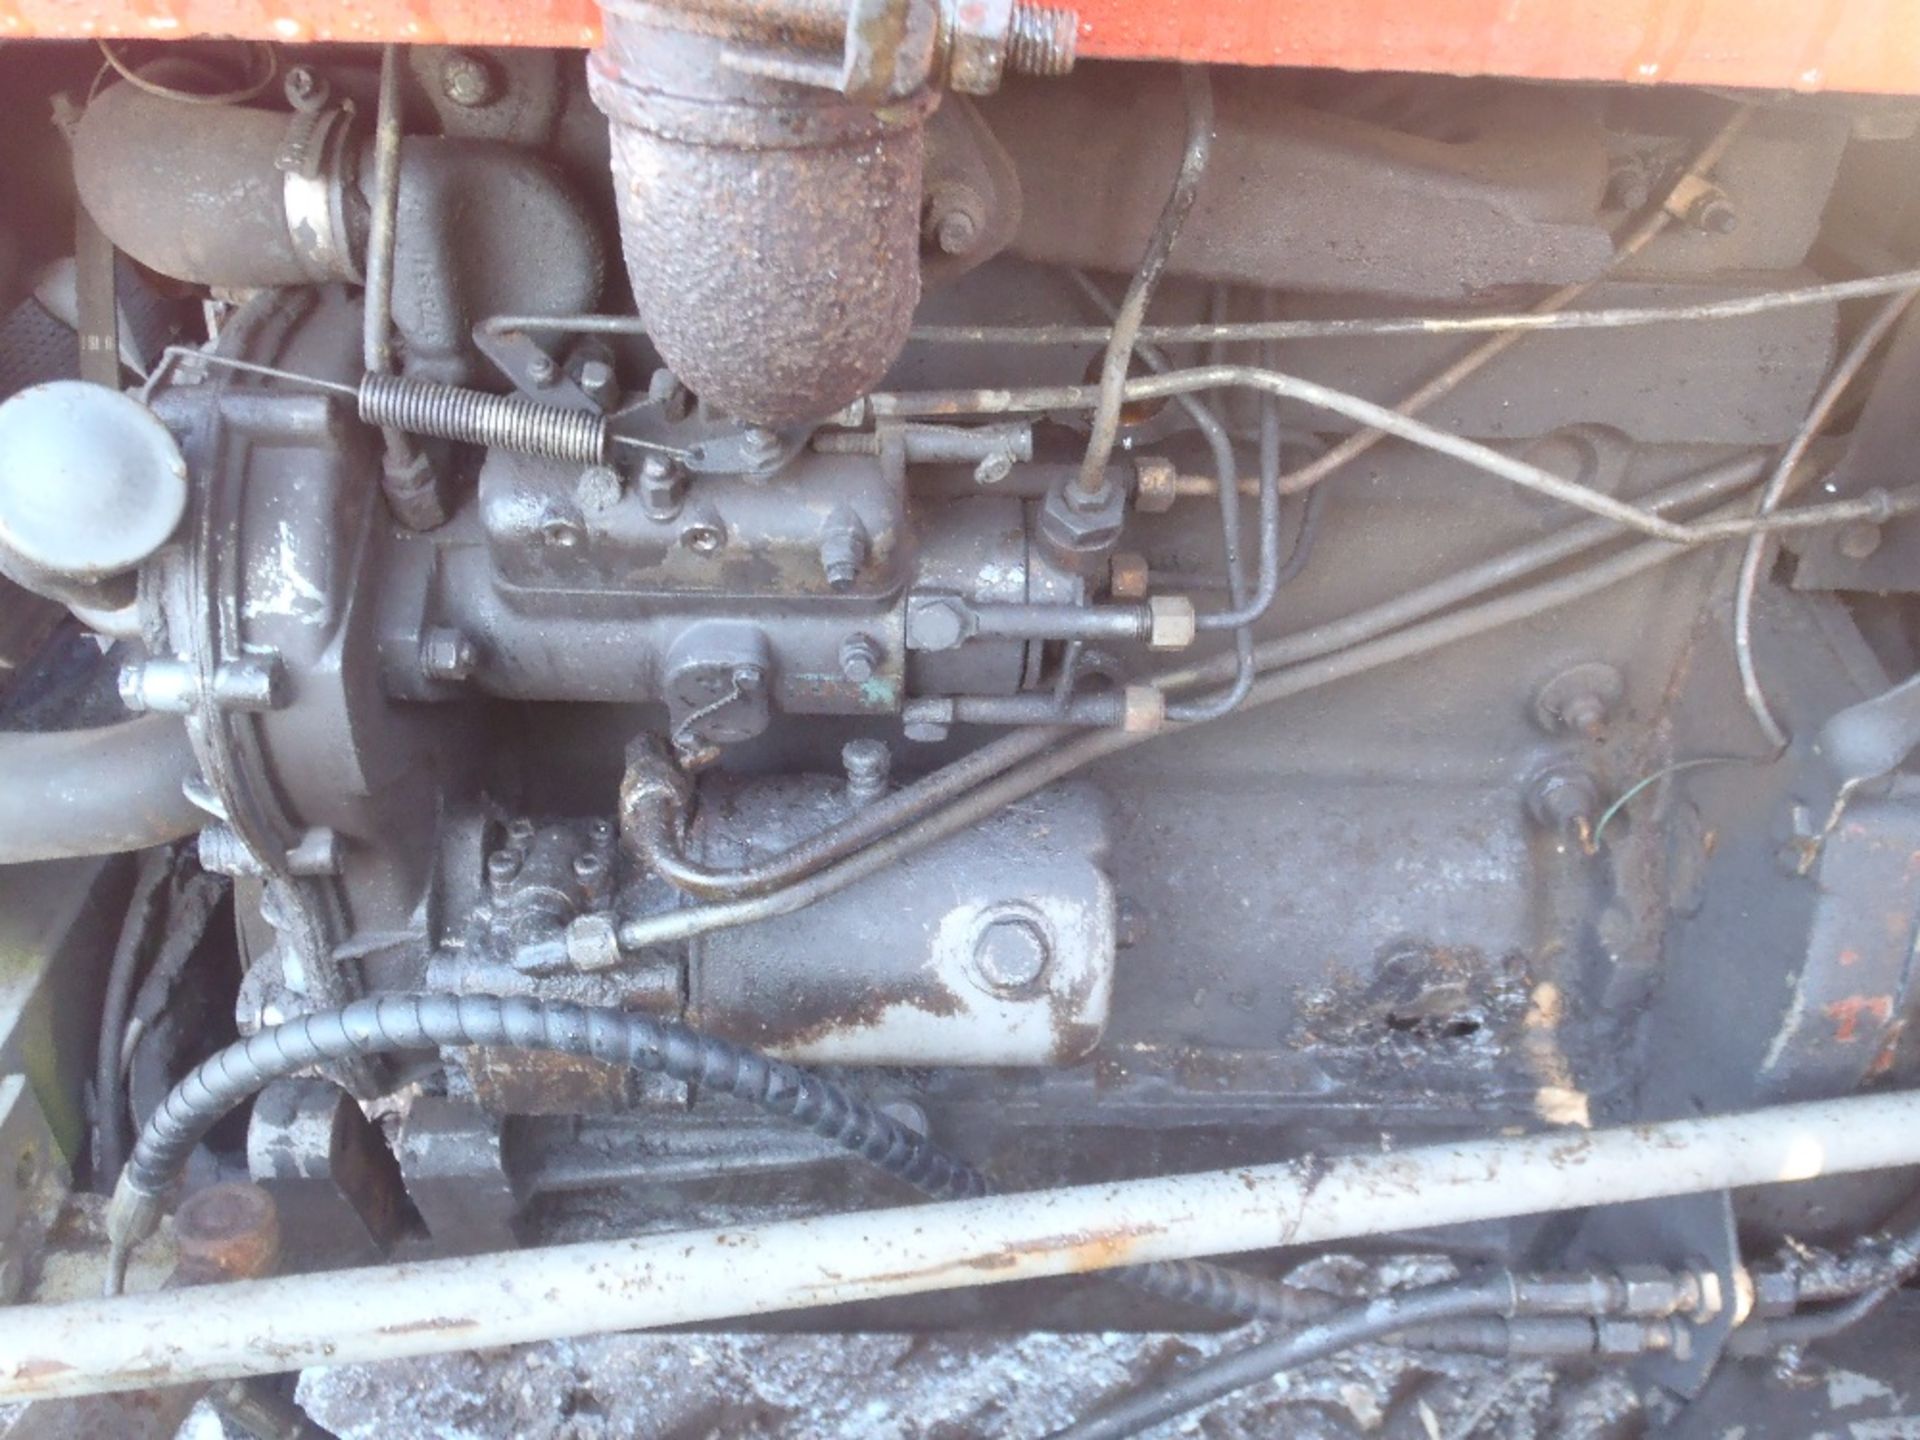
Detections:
[638, 453, 686, 521]
[739, 425, 783, 472]
[905, 596, 971, 652]
[486, 848, 523, 886]
[576, 358, 618, 410]
[1528, 765, 1601, 834]
[1004, 3, 1078, 77]
[819, 508, 870, 591]
[842, 737, 892, 806]
[839, 632, 883, 683]
[419, 627, 478, 683]
[972, 912, 1052, 993]
[439, 50, 500, 109]
[572, 851, 607, 884]
[506, 817, 537, 845]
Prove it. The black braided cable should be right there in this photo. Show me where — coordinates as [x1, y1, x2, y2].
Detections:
[118, 993, 1293, 1320]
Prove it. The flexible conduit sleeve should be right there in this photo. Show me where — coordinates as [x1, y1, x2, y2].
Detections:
[114, 993, 1292, 1321]
[0, 716, 204, 864]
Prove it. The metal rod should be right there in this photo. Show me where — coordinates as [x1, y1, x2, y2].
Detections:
[9, 1090, 1920, 1401]
[1733, 288, 1920, 751]
[908, 270, 1920, 349]
[486, 269, 1920, 359]
[1075, 66, 1213, 500]
[362, 46, 404, 377]
[871, 364, 1920, 548]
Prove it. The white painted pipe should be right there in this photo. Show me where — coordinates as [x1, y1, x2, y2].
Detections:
[4, 1090, 1918, 1400]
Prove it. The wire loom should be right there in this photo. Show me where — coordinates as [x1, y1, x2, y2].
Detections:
[111, 992, 1297, 1320]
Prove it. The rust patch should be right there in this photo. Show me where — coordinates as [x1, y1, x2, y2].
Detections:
[1826, 995, 1894, 1044]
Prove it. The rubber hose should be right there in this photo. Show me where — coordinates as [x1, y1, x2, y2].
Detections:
[117, 993, 1294, 1320]
[0, 716, 204, 864]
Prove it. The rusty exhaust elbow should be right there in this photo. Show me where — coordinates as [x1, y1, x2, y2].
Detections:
[588, 5, 933, 427]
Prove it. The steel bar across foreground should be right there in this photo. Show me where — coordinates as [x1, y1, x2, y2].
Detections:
[5, 1090, 1920, 1401]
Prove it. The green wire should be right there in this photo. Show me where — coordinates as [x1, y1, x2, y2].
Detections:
[1591, 755, 1755, 851]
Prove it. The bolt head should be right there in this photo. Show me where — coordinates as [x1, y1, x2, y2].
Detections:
[540, 515, 584, 550]
[681, 520, 725, 554]
[839, 633, 882, 682]
[902, 718, 951, 744]
[935, 209, 981, 255]
[1528, 765, 1601, 832]
[577, 358, 617, 404]
[283, 66, 325, 108]
[420, 627, 478, 682]
[972, 912, 1052, 993]
[439, 51, 499, 108]
[973, 451, 1015, 486]
[905, 597, 971, 652]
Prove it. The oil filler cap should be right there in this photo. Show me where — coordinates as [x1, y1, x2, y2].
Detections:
[0, 380, 188, 583]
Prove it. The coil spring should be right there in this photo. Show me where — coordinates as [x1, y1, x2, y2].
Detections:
[358, 372, 608, 465]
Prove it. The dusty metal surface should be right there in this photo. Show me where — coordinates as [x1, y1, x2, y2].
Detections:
[588, 5, 932, 425]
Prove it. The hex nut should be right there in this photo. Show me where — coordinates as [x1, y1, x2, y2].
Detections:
[1132, 456, 1179, 514]
[419, 627, 479, 682]
[1121, 683, 1166, 734]
[565, 912, 623, 972]
[944, 0, 1015, 94]
[1037, 476, 1128, 576]
[1109, 550, 1150, 600]
[1146, 595, 1197, 651]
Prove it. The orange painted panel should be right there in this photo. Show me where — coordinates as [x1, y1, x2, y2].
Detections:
[2, 0, 1920, 96]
